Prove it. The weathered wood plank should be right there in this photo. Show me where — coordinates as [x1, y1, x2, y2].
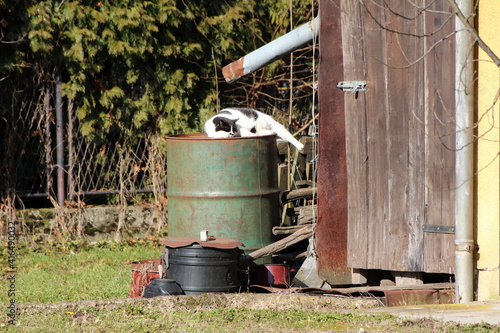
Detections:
[345, 0, 454, 274]
[286, 205, 317, 225]
[277, 136, 314, 157]
[384, 1, 424, 271]
[422, 0, 456, 274]
[273, 225, 308, 235]
[394, 272, 424, 287]
[342, 0, 369, 271]
[362, 0, 390, 270]
[317, 0, 351, 283]
[305, 162, 315, 182]
[281, 187, 317, 204]
[405, 0, 427, 272]
[277, 164, 288, 192]
[323, 0, 455, 278]
[242, 225, 313, 262]
[351, 269, 368, 285]
[273, 250, 308, 262]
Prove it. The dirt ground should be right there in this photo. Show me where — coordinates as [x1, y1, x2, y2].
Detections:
[19, 293, 380, 316]
[13, 293, 500, 332]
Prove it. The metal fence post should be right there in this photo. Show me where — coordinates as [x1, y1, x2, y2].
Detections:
[55, 69, 65, 206]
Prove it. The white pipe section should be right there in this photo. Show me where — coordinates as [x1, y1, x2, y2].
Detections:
[454, 0, 475, 304]
[223, 17, 320, 83]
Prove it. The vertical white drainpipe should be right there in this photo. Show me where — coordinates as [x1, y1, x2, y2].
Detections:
[454, 0, 475, 303]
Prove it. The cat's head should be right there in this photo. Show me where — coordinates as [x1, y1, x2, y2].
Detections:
[212, 116, 239, 137]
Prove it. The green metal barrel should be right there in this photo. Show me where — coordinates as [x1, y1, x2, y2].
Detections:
[166, 133, 280, 250]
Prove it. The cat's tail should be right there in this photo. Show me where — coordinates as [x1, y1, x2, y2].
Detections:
[273, 125, 304, 151]
[285, 135, 305, 151]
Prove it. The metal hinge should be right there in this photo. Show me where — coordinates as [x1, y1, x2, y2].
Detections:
[423, 224, 456, 234]
[337, 81, 367, 93]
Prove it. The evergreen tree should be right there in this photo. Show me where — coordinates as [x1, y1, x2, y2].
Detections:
[0, 0, 317, 200]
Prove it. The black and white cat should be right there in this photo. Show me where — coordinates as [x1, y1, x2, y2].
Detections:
[204, 107, 304, 150]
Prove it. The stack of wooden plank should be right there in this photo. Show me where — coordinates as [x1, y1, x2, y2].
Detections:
[244, 137, 318, 262]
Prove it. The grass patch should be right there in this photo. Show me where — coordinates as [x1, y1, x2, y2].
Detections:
[1, 238, 161, 303]
[4, 304, 500, 333]
[2, 238, 499, 332]
[5, 308, 366, 332]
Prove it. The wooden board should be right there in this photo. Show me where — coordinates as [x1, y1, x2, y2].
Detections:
[316, 0, 351, 284]
[421, 0, 456, 274]
[342, 0, 454, 273]
[320, 0, 456, 276]
[341, 0, 370, 270]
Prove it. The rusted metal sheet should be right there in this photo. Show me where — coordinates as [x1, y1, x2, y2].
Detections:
[250, 283, 454, 306]
[384, 289, 454, 307]
[316, 0, 350, 284]
[222, 58, 245, 83]
[161, 236, 243, 250]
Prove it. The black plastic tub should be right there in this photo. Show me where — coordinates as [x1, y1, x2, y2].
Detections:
[167, 244, 240, 294]
[143, 278, 184, 298]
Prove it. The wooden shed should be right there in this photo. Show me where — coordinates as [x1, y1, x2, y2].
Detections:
[317, 0, 458, 285]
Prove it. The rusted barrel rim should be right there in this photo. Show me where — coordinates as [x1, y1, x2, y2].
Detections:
[166, 133, 277, 141]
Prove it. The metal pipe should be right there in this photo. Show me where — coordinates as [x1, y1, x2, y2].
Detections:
[16, 189, 158, 199]
[44, 82, 52, 197]
[16, 193, 52, 199]
[454, 0, 475, 304]
[67, 98, 75, 201]
[55, 69, 65, 207]
[75, 189, 156, 197]
[222, 17, 320, 83]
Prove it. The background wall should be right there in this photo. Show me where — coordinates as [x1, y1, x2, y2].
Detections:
[476, 0, 500, 301]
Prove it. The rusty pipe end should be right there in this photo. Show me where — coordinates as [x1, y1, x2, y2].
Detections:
[222, 57, 245, 83]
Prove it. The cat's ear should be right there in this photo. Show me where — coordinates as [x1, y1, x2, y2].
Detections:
[215, 118, 226, 127]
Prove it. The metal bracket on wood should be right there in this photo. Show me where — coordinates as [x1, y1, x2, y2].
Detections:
[337, 81, 367, 93]
[423, 224, 456, 234]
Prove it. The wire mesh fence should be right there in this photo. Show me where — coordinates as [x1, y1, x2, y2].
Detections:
[1, 93, 167, 207]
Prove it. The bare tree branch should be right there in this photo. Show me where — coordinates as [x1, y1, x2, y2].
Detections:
[362, 0, 455, 38]
[447, 0, 500, 67]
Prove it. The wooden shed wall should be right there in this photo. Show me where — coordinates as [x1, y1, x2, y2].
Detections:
[317, 0, 456, 278]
